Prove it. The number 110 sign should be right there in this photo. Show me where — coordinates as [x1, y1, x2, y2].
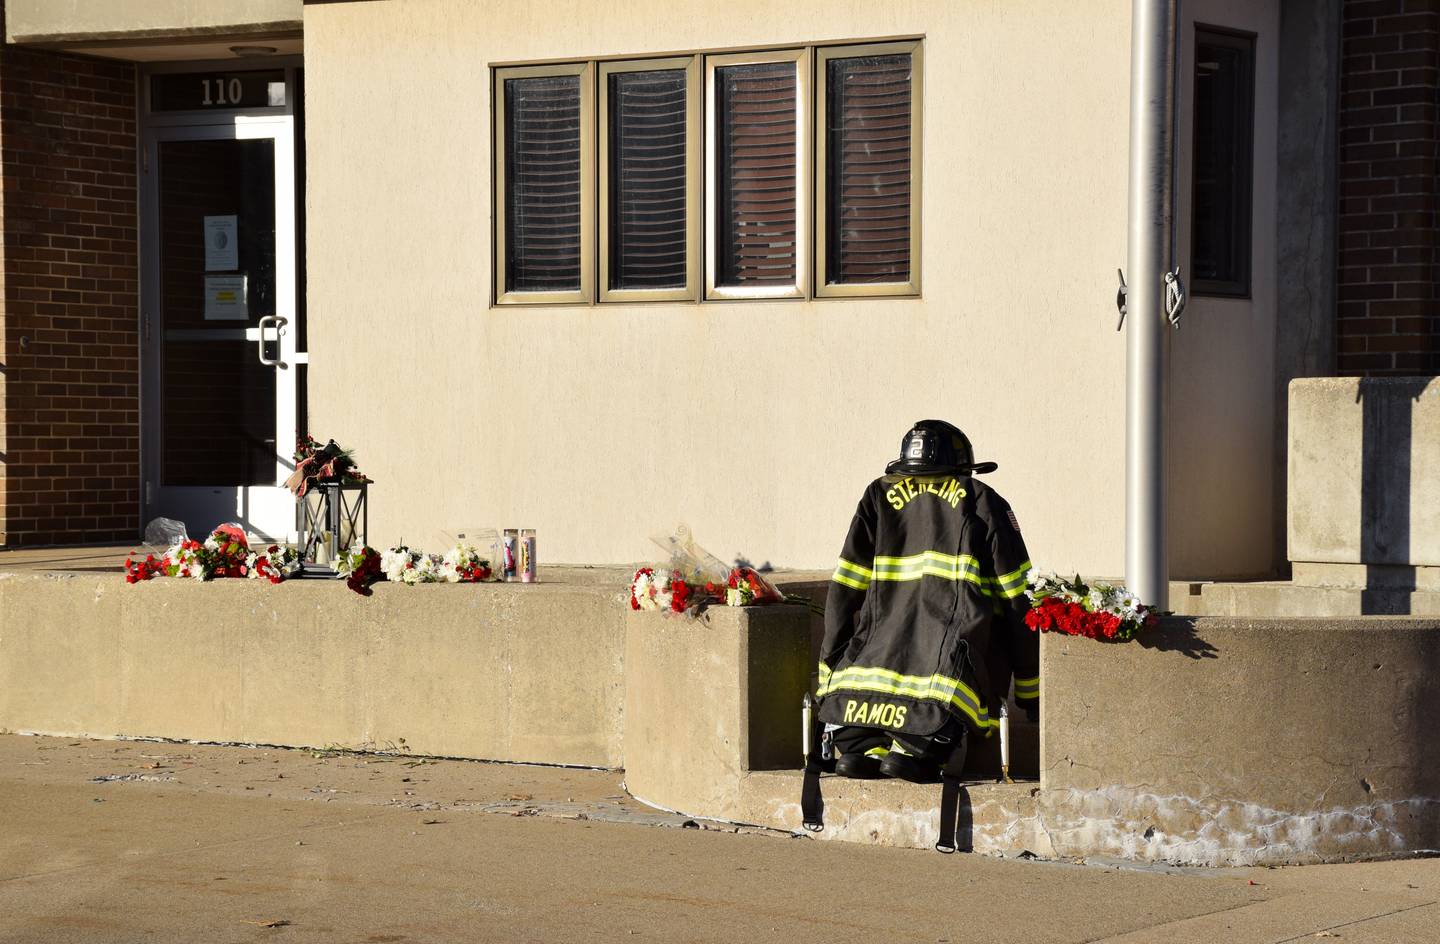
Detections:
[151, 70, 286, 112]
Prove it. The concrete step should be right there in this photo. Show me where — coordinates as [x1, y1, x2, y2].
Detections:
[736, 769, 1044, 855]
[1172, 580, 1440, 617]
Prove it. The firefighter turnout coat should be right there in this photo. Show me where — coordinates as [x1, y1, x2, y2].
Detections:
[817, 473, 1039, 739]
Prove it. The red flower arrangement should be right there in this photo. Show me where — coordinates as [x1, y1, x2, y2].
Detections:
[338, 546, 383, 596]
[123, 524, 300, 584]
[251, 547, 290, 584]
[670, 576, 692, 612]
[628, 563, 803, 615]
[630, 567, 699, 613]
[1023, 572, 1158, 643]
[1024, 598, 1137, 641]
[725, 566, 784, 606]
[455, 561, 493, 582]
[206, 524, 251, 578]
[124, 553, 165, 584]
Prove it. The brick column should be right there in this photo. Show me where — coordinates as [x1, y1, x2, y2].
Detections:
[0, 45, 140, 545]
[1336, 0, 1440, 375]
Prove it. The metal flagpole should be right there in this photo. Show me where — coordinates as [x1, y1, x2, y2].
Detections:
[1125, 0, 1182, 612]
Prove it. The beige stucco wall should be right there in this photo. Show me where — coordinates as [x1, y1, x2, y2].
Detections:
[303, 0, 1280, 578]
[5, 0, 301, 43]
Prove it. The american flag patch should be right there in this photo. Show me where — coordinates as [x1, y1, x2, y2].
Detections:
[1006, 509, 1022, 532]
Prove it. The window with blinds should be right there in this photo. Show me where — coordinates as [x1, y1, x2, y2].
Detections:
[600, 58, 699, 301]
[709, 53, 807, 297]
[494, 64, 593, 304]
[816, 42, 920, 296]
[492, 41, 923, 306]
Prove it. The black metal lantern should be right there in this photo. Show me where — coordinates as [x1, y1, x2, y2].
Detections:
[296, 481, 368, 577]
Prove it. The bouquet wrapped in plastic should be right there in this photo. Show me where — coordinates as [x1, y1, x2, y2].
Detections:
[724, 566, 784, 606]
[628, 525, 812, 615]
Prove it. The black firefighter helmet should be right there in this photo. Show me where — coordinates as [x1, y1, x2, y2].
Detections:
[885, 420, 998, 476]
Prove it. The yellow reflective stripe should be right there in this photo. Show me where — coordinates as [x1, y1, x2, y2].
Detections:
[831, 571, 869, 591]
[836, 558, 873, 580]
[1014, 675, 1040, 697]
[873, 566, 987, 587]
[997, 560, 1031, 587]
[870, 551, 990, 592]
[817, 662, 832, 684]
[995, 560, 1032, 599]
[828, 665, 984, 710]
[818, 664, 998, 731]
[873, 551, 982, 571]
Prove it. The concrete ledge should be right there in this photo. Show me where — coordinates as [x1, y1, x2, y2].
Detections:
[1292, 562, 1440, 591]
[622, 605, 812, 818]
[1041, 616, 1440, 865]
[1289, 376, 1440, 567]
[0, 573, 625, 767]
[1182, 581, 1440, 618]
[11, 559, 1440, 865]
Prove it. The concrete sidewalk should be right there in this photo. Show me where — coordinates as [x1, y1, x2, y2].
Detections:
[1, 735, 1436, 943]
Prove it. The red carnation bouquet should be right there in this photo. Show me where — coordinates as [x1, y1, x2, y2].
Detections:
[124, 524, 300, 584]
[724, 566, 784, 606]
[629, 567, 697, 614]
[1023, 572, 1158, 642]
[336, 546, 383, 596]
[627, 523, 816, 617]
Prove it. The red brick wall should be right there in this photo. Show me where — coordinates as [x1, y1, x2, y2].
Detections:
[0, 45, 140, 545]
[1337, 0, 1440, 375]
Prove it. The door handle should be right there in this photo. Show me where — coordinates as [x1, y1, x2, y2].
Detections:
[256, 315, 289, 367]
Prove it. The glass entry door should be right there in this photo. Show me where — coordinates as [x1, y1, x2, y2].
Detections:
[142, 119, 300, 540]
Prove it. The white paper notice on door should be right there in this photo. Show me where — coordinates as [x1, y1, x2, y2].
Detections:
[203, 215, 239, 271]
[204, 275, 248, 320]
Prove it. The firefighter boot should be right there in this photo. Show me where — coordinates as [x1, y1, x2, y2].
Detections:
[832, 727, 890, 779]
[879, 740, 941, 783]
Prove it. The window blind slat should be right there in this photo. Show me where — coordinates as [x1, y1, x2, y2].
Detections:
[505, 75, 583, 292]
[608, 68, 688, 290]
[716, 61, 798, 287]
[825, 53, 913, 286]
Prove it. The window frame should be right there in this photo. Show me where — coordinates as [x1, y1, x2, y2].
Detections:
[492, 61, 596, 306]
[703, 47, 811, 301]
[598, 56, 702, 303]
[814, 40, 922, 298]
[1189, 25, 1255, 299]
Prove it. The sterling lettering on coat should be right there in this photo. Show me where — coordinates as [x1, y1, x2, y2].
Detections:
[885, 476, 967, 511]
